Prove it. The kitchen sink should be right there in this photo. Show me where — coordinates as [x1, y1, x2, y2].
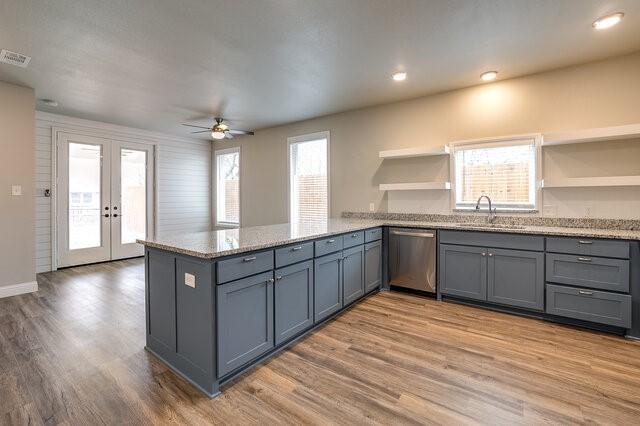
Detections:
[452, 223, 526, 230]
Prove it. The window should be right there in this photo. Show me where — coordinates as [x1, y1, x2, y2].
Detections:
[452, 137, 540, 211]
[215, 147, 240, 226]
[288, 132, 329, 223]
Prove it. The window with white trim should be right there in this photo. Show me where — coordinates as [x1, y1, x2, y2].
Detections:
[215, 147, 240, 226]
[288, 132, 329, 223]
[452, 137, 539, 211]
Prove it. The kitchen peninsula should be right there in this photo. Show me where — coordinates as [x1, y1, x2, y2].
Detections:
[139, 215, 640, 397]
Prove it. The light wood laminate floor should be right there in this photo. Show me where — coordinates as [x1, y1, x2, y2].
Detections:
[1, 258, 639, 425]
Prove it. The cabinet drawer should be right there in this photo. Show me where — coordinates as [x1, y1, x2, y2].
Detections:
[545, 284, 631, 328]
[343, 231, 365, 248]
[275, 242, 314, 268]
[546, 237, 629, 259]
[545, 253, 629, 293]
[439, 230, 544, 251]
[217, 250, 274, 284]
[315, 235, 344, 257]
[365, 227, 382, 243]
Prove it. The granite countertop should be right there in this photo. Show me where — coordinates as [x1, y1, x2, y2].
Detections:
[138, 217, 640, 259]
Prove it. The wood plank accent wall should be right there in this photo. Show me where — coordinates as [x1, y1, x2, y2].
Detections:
[34, 112, 212, 272]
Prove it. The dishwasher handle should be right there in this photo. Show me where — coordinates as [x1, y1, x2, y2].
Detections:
[390, 230, 435, 238]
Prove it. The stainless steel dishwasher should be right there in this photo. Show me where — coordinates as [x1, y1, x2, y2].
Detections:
[388, 228, 436, 294]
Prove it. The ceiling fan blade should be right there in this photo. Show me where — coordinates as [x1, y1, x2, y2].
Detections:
[182, 123, 211, 129]
[190, 130, 211, 134]
[224, 131, 234, 139]
[228, 129, 254, 136]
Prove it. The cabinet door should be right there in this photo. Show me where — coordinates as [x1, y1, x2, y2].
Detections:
[343, 245, 365, 306]
[364, 240, 382, 293]
[274, 260, 314, 345]
[487, 248, 544, 311]
[217, 271, 274, 377]
[314, 252, 343, 323]
[439, 244, 487, 301]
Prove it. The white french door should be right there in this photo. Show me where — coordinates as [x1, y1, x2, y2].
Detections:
[57, 133, 154, 268]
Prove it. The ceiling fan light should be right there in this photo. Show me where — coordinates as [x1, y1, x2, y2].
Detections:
[211, 130, 225, 140]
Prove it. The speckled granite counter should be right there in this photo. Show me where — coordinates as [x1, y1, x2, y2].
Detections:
[138, 216, 640, 259]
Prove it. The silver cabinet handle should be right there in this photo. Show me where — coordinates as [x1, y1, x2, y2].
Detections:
[578, 240, 593, 245]
[579, 290, 593, 295]
[327, 239, 335, 243]
[267, 278, 275, 283]
[391, 231, 434, 238]
[481, 252, 486, 256]
[488, 253, 493, 257]
[577, 257, 592, 262]
[351, 234, 358, 238]
[275, 275, 283, 281]
[243, 256, 257, 262]
[291, 246, 303, 251]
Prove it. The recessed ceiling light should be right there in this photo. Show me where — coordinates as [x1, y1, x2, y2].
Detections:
[480, 71, 498, 82]
[593, 12, 624, 30]
[39, 99, 58, 107]
[392, 72, 407, 81]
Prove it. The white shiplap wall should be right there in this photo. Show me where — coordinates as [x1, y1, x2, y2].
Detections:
[35, 112, 212, 272]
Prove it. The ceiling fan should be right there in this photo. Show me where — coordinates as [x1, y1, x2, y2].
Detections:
[182, 117, 254, 140]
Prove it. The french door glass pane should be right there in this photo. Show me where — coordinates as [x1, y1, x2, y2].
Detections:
[69, 143, 102, 250]
[289, 138, 328, 223]
[121, 149, 147, 244]
[216, 150, 240, 224]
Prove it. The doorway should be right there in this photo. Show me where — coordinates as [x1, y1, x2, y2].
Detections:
[56, 132, 155, 268]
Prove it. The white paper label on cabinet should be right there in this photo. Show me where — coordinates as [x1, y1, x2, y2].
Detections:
[184, 273, 196, 288]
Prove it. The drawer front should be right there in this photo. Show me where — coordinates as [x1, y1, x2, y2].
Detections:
[546, 284, 631, 328]
[217, 250, 274, 284]
[546, 237, 629, 259]
[545, 253, 629, 293]
[315, 235, 344, 257]
[365, 227, 382, 243]
[343, 231, 365, 248]
[275, 242, 314, 268]
[439, 230, 544, 251]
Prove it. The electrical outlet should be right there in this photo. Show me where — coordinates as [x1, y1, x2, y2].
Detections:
[369, 202, 375, 212]
[543, 205, 557, 217]
[184, 273, 196, 288]
[11, 185, 22, 196]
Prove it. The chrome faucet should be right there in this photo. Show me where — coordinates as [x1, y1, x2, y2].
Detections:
[475, 195, 497, 223]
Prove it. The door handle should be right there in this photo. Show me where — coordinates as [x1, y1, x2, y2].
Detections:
[104, 214, 110, 218]
[577, 257, 592, 262]
[391, 231, 434, 238]
[113, 214, 119, 218]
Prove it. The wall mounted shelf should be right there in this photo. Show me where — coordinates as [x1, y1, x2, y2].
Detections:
[541, 176, 640, 188]
[379, 145, 450, 159]
[543, 123, 640, 146]
[379, 182, 451, 191]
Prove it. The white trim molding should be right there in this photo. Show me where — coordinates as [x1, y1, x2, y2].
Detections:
[0, 281, 38, 299]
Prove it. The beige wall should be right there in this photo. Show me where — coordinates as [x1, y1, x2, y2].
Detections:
[0, 82, 35, 287]
[220, 52, 640, 226]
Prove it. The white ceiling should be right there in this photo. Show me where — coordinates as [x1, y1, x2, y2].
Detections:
[1, 0, 639, 137]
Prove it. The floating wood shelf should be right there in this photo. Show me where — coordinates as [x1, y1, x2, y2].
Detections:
[379, 182, 451, 191]
[379, 145, 450, 159]
[543, 123, 640, 146]
[541, 176, 640, 188]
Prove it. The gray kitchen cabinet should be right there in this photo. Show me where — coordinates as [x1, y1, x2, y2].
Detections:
[343, 245, 365, 306]
[314, 251, 343, 323]
[364, 240, 382, 293]
[439, 244, 487, 301]
[217, 271, 274, 377]
[487, 248, 544, 311]
[546, 253, 630, 293]
[274, 260, 314, 345]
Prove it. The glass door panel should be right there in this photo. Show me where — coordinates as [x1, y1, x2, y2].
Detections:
[68, 143, 102, 249]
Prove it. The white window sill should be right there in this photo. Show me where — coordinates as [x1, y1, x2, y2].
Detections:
[215, 222, 240, 229]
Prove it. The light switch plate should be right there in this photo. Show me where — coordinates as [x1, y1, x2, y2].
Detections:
[11, 185, 22, 196]
[184, 273, 196, 288]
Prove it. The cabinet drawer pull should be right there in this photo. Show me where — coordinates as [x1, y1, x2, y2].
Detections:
[578, 240, 593, 245]
[243, 256, 257, 262]
[351, 234, 358, 238]
[578, 290, 594, 295]
[327, 239, 335, 243]
[577, 257, 592, 262]
[291, 246, 303, 251]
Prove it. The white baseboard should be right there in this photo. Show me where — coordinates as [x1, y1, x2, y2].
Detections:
[0, 281, 38, 299]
